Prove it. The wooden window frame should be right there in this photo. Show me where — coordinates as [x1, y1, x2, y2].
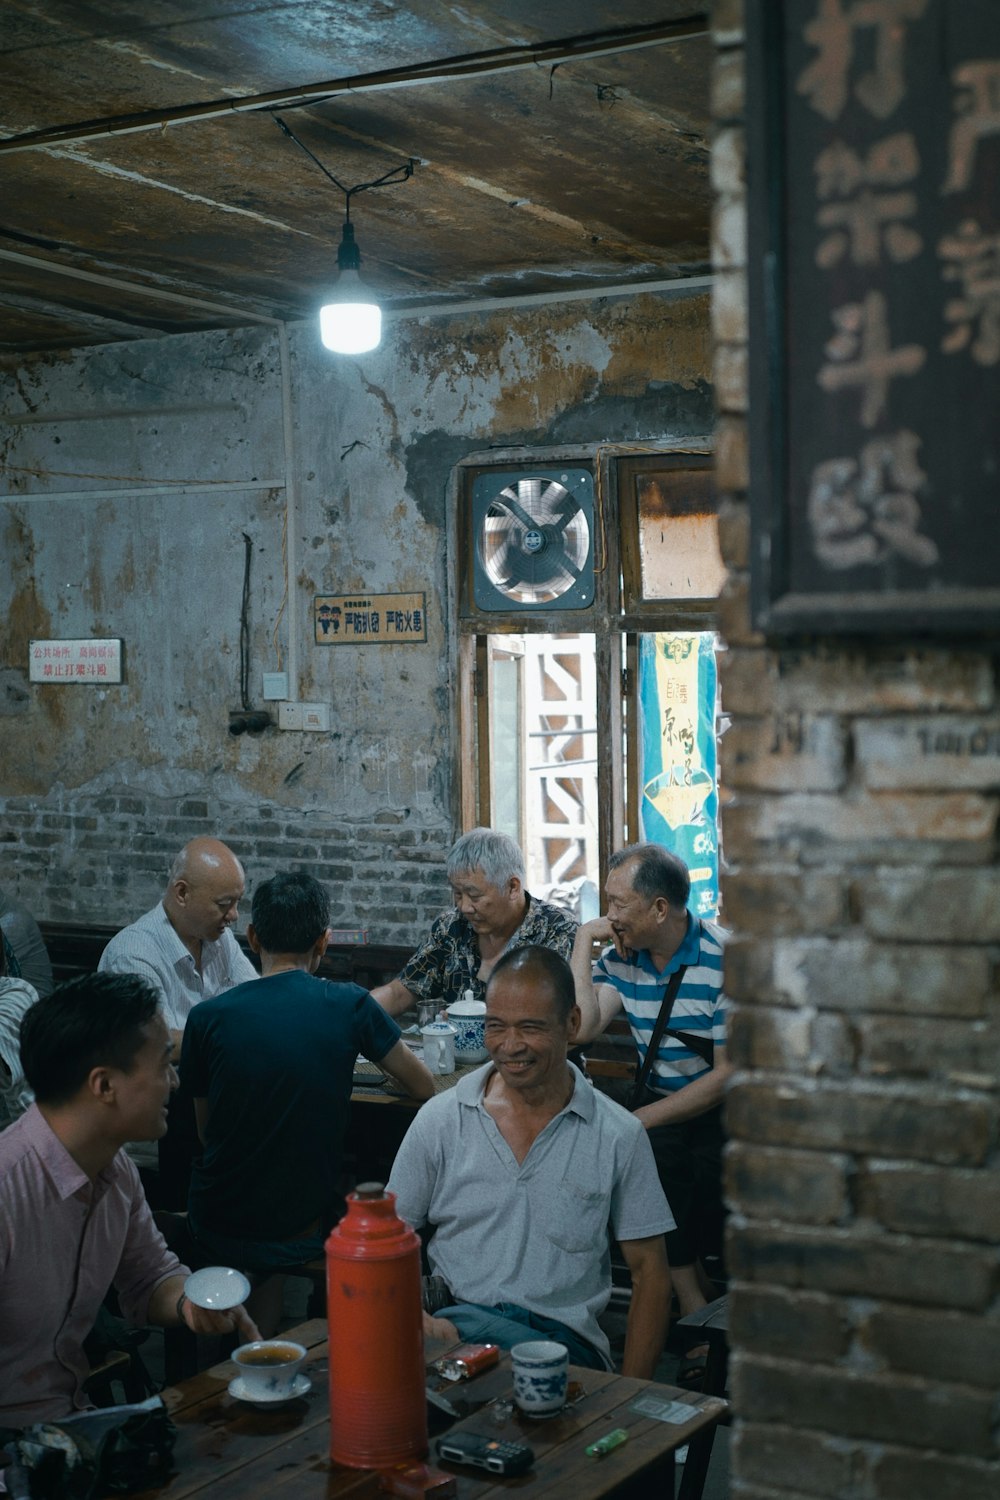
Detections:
[454, 445, 717, 888]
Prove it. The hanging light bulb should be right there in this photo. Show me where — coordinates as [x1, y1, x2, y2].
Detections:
[319, 219, 382, 355]
[269, 115, 412, 357]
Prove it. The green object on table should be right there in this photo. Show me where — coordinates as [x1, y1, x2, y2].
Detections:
[585, 1427, 629, 1460]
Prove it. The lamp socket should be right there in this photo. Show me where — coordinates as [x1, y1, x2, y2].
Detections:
[228, 709, 273, 736]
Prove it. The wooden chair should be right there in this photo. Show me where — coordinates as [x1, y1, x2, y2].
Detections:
[280, 1260, 327, 1320]
[152, 1210, 201, 1383]
[676, 1295, 730, 1500]
[84, 1346, 154, 1406]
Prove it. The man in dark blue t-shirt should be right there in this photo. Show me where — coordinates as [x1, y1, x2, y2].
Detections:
[182, 871, 435, 1330]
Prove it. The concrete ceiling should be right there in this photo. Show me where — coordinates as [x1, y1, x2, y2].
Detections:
[0, 2, 712, 355]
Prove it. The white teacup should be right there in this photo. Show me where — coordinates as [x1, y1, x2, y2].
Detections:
[421, 1020, 456, 1074]
[232, 1339, 306, 1399]
[510, 1340, 569, 1416]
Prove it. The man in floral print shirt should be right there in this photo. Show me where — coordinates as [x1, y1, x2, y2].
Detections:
[372, 828, 577, 1018]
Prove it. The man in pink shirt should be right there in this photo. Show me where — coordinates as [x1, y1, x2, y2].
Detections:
[0, 972, 257, 1429]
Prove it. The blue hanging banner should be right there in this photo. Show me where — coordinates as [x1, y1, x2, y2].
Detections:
[638, 633, 719, 918]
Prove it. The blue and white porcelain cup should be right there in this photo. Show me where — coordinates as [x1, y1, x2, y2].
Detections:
[446, 998, 488, 1064]
[232, 1339, 306, 1400]
[511, 1340, 569, 1416]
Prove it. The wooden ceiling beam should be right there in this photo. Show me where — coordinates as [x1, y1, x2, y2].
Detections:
[0, 16, 709, 155]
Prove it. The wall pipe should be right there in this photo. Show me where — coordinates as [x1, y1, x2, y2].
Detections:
[277, 322, 300, 703]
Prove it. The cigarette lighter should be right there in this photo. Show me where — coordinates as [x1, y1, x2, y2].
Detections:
[434, 1343, 500, 1381]
[585, 1427, 630, 1460]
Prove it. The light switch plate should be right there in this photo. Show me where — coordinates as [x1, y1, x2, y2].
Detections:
[263, 672, 288, 700]
[301, 702, 330, 731]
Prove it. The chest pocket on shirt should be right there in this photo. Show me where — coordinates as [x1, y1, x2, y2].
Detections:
[541, 1180, 610, 1254]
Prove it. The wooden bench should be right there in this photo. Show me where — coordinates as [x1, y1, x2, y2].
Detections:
[38, 920, 114, 987]
[37, 920, 410, 992]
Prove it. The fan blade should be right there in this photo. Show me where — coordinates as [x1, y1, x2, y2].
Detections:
[496, 492, 541, 533]
[539, 543, 584, 582]
[493, 538, 542, 587]
[550, 491, 584, 532]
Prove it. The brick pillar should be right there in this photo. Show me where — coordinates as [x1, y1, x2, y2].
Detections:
[711, 3, 1000, 1495]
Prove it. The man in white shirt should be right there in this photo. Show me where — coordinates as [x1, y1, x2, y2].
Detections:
[0, 921, 37, 1129]
[0, 887, 53, 997]
[99, 838, 257, 1058]
[98, 838, 257, 1204]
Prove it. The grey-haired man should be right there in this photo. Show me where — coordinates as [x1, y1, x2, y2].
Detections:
[371, 828, 577, 1018]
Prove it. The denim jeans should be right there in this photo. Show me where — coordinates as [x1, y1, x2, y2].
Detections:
[437, 1301, 609, 1370]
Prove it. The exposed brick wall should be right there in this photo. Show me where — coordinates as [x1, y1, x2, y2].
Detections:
[0, 790, 451, 944]
[711, 2, 1000, 1494]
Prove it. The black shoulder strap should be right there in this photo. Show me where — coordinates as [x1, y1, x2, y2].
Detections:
[628, 963, 686, 1111]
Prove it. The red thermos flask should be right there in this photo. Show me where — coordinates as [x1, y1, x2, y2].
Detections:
[326, 1182, 427, 1469]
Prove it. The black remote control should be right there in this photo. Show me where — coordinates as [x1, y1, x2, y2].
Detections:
[437, 1432, 535, 1476]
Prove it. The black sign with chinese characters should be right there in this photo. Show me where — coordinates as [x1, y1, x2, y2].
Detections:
[748, 0, 1000, 632]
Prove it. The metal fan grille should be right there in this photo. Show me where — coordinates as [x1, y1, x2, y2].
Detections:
[479, 478, 591, 605]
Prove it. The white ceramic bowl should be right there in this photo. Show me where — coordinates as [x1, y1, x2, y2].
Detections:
[184, 1265, 252, 1310]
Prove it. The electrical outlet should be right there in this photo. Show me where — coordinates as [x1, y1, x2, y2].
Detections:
[301, 702, 330, 731]
[278, 702, 303, 731]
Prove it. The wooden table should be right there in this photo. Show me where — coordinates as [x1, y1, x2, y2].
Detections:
[347, 1063, 476, 1183]
[127, 1319, 727, 1500]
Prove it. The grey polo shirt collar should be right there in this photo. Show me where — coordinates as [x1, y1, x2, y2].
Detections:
[454, 1060, 595, 1128]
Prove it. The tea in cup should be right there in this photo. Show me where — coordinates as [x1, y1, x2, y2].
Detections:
[232, 1339, 306, 1399]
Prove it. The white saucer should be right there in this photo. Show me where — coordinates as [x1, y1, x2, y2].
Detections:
[184, 1266, 252, 1310]
[228, 1373, 311, 1406]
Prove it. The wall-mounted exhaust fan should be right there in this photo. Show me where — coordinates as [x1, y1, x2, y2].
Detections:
[472, 468, 594, 611]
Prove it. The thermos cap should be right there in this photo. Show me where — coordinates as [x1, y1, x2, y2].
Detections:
[354, 1182, 387, 1200]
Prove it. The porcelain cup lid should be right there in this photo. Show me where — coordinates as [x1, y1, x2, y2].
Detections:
[421, 1021, 457, 1035]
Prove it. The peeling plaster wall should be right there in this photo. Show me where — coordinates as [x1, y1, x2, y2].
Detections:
[1, 291, 711, 936]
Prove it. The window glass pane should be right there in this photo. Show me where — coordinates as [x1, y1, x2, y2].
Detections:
[636, 466, 726, 600]
[488, 632, 600, 921]
[489, 648, 522, 844]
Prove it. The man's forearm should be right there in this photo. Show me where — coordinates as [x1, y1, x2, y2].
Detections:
[370, 978, 415, 1017]
[622, 1254, 672, 1379]
[634, 1061, 731, 1129]
[147, 1273, 261, 1340]
[381, 1039, 436, 1101]
[570, 925, 605, 1043]
[146, 1273, 188, 1328]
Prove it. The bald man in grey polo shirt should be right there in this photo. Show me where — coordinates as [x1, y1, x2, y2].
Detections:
[387, 945, 673, 1378]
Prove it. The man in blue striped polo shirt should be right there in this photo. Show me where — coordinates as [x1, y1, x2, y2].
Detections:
[571, 844, 730, 1384]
